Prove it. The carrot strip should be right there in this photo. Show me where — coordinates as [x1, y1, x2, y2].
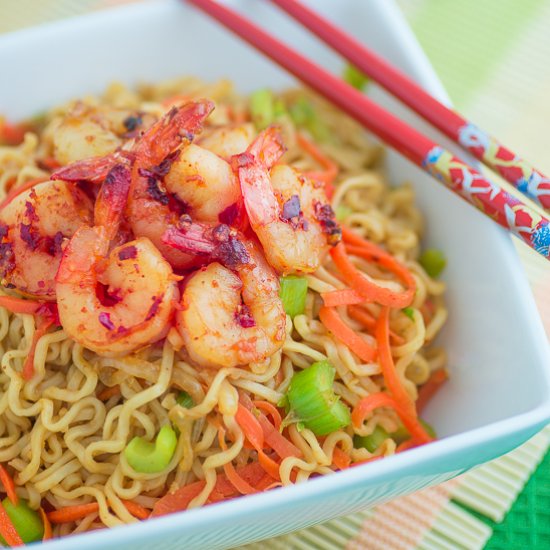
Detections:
[0, 121, 28, 146]
[0, 177, 46, 211]
[319, 306, 376, 362]
[396, 439, 417, 453]
[297, 133, 338, 197]
[97, 385, 121, 401]
[222, 461, 259, 495]
[349, 455, 383, 468]
[253, 400, 282, 430]
[0, 499, 23, 546]
[22, 318, 53, 381]
[0, 296, 43, 315]
[151, 482, 205, 517]
[348, 304, 405, 345]
[39, 508, 52, 540]
[351, 392, 431, 443]
[235, 404, 264, 451]
[38, 157, 61, 172]
[331, 241, 415, 309]
[376, 307, 416, 414]
[47, 502, 99, 524]
[416, 368, 449, 415]
[257, 451, 281, 480]
[321, 288, 365, 307]
[0, 465, 18, 506]
[121, 500, 150, 520]
[255, 410, 301, 459]
[332, 447, 351, 470]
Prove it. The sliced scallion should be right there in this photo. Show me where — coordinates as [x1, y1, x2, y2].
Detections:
[250, 89, 274, 129]
[419, 249, 446, 278]
[286, 361, 351, 436]
[0, 498, 44, 544]
[353, 425, 389, 452]
[124, 425, 177, 474]
[176, 391, 194, 409]
[392, 419, 436, 444]
[343, 63, 369, 91]
[279, 276, 308, 318]
[335, 205, 352, 221]
[289, 97, 329, 142]
[402, 307, 415, 320]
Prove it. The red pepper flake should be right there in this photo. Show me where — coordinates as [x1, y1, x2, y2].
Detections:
[118, 245, 138, 261]
[145, 296, 162, 321]
[99, 312, 115, 331]
[218, 202, 241, 226]
[235, 304, 256, 328]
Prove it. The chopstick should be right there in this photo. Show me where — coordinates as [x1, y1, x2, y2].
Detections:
[270, 0, 550, 211]
[186, 0, 550, 260]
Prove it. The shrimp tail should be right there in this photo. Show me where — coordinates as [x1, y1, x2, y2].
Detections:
[94, 164, 132, 241]
[136, 100, 215, 165]
[231, 127, 286, 228]
[163, 221, 251, 269]
[50, 151, 133, 184]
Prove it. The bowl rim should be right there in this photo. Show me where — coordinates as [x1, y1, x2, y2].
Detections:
[1, 1, 549, 548]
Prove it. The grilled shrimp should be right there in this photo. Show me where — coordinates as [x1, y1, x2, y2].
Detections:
[56, 165, 179, 356]
[127, 100, 220, 270]
[199, 123, 256, 158]
[234, 127, 341, 274]
[163, 221, 286, 369]
[0, 180, 93, 300]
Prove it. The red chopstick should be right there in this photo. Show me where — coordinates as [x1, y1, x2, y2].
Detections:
[270, 0, 550, 210]
[186, 0, 550, 260]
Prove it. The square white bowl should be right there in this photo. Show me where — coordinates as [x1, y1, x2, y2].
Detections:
[1, 1, 549, 548]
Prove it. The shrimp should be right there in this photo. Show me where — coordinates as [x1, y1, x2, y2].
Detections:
[52, 104, 123, 166]
[127, 100, 218, 270]
[234, 127, 341, 275]
[198, 123, 256, 158]
[0, 180, 93, 300]
[56, 164, 179, 356]
[163, 221, 286, 369]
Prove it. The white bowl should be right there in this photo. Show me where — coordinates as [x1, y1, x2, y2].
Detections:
[1, 1, 549, 548]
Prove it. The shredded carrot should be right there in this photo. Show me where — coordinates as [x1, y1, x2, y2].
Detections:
[38, 157, 61, 172]
[297, 133, 338, 197]
[47, 502, 100, 524]
[332, 447, 351, 470]
[121, 500, 150, 520]
[39, 508, 52, 540]
[0, 120, 28, 146]
[218, 427, 258, 495]
[321, 288, 365, 307]
[0, 177, 46, 211]
[22, 318, 54, 381]
[351, 392, 431, 444]
[97, 385, 121, 401]
[0, 296, 43, 315]
[151, 482, 205, 517]
[0, 499, 23, 546]
[253, 400, 282, 430]
[319, 306, 376, 362]
[347, 304, 405, 345]
[349, 455, 383, 468]
[331, 240, 415, 309]
[376, 307, 416, 415]
[0, 465, 18, 506]
[416, 368, 449, 415]
[235, 404, 264, 451]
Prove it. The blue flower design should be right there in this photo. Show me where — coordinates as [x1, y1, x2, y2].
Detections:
[532, 222, 550, 257]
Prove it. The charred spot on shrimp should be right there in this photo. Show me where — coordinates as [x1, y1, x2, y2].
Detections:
[0, 242, 15, 275]
[218, 202, 241, 226]
[24, 201, 39, 223]
[123, 114, 143, 133]
[44, 231, 64, 256]
[145, 296, 162, 321]
[280, 194, 308, 230]
[313, 200, 342, 245]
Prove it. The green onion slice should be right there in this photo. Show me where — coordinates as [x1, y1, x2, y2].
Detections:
[343, 64, 369, 90]
[124, 425, 177, 474]
[335, 205, 352, 222]
[0, 498, 44, 544]
[419, 249, 446, 278]
[176, 391, 194, 409]
[353, 425, 389, 452]
[279, 276, 308, 318]
[392, 419, 437, 444]
[250, 89, 274, 129]
[402, 307, 415, 320]
[289, 97, 329, 142]
[286, 361, 351, 436]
